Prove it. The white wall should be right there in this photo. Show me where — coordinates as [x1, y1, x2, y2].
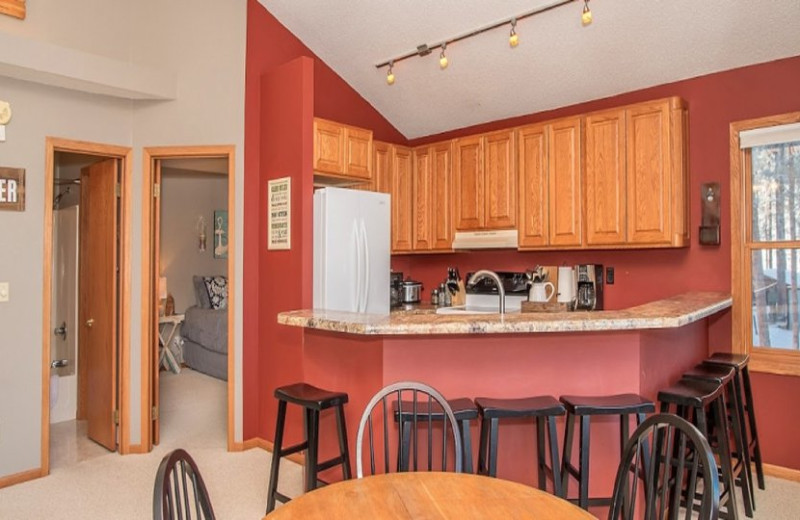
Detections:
[0, 0, 246, 479]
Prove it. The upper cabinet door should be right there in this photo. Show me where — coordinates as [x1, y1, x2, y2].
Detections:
[412, 147, 434, 251]
[549, 117, 582, 247]
[626, 100, 672, 245]
[373, 141, 392, 194]
[454, 135, 484, 231]
[517, 124, 549, 248]
[431, 141, 454, 250]
[391, 146, 414, 253]
[345, 126, 373, 180]
[313, 119, 346, 175]
[484, 130, 517, 229]
[585, 109, 626, 245]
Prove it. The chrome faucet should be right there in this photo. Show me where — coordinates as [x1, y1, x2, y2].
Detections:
[467, 270, 506, 314]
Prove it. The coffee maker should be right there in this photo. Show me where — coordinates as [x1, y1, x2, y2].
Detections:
[574, 264, 603, 311]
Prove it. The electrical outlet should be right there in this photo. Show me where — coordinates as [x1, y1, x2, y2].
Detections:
[606, 267, 615, 285]
[0, 282, 8, 302]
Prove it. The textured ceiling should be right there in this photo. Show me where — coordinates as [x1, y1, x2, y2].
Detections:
[258, 0, 800, 139]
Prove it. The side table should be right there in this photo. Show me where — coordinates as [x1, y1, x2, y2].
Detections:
[159, 313, 185, 374]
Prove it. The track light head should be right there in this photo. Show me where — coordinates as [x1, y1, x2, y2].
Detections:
[582, 0, 592, 26]
[439, 43, 448, 69]
[509, 18, 519, 47]
[386, 61, 396, 85]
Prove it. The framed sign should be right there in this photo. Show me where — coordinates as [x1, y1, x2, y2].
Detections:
[268, 177, 291, 250]
[213, 210, 228, 258]
[0, 167, 25, 211]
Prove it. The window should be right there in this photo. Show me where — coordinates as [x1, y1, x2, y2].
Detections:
[0, 0, 25, 19]
[732, 112, 800, 375]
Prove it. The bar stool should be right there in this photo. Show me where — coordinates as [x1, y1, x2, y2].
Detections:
[705, 352, 765, 491]
[395, 397, 479, 473]
[683, 363, 754, 516]
[658, 378, 739, 520]
[559, 394, 655, 510]
[475, 396, 566, 495]
[265, 383, 352, 513]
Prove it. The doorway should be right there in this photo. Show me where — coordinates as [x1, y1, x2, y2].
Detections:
[142, 146, 235, 452]
[42, 138, 132, 474]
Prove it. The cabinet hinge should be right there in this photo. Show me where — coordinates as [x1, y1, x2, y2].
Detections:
[153, 183, 161, 198]
[151, 406, 159, 421]
[115, 183, 121, 198]
[113, 410, 120, 425]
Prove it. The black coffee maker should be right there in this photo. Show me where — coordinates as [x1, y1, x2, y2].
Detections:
[390, 271, 404, 308]
[574, 264, 603, 311]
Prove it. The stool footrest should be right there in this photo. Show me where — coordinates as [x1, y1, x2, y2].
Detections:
[565, 497, 612, 507]
[278, 441, 309, 458]
[317, 455, 347, 473]
[273, 491, 292, 505]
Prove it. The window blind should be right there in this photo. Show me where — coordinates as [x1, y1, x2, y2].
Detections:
[739, 122, 800, 149]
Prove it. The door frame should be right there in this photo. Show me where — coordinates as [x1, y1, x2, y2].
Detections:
[42, 137, 132, 473]
[141, 145, 236, 452]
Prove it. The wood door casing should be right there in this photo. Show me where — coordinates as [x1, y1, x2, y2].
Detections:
[152, 160, 162, 445]
[431, 141, 453, 250]
[549, 117, 583, 247]
[79, 158, 118, 451]
[454, 135, 483, 230]
[585, 109, 626, 245]
[391, 146, 413, 252]
[412, 147, 433, 250]
[484, 130, 516, 229]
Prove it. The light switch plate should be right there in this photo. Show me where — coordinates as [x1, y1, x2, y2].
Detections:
[0, 282, 9, 302]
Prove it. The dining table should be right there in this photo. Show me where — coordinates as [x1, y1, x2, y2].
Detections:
[263, 471, 598, 519]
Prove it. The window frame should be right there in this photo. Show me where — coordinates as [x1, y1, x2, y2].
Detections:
[0, 0, 25, 19]
[731, 111, 800, 375]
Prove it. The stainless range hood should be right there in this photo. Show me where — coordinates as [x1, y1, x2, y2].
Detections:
[451, 229, 518, 250]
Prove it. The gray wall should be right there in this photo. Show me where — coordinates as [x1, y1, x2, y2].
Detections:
[160, 169, 228, 314]
[0, 0, 245, 479]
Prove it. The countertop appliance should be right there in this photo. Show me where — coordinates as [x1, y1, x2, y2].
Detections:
[390, 271, 404, 308]
[575, 264, 604, 311]
[313, 188, 390, 314]
[464, 271, 529, 311]
[398, 278, 423, 304]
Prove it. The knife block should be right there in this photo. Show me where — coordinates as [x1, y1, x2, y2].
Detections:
[451, 280, 466, 306]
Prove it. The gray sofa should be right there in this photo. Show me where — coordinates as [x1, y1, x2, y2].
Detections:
[181, 276, 228, 380]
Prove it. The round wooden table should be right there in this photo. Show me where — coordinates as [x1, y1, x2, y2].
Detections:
[264, 472, 597, 519]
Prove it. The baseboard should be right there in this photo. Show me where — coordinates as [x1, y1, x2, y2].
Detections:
[0, 467, 45, 489]
[763, 462, 800, 482]
[242, 437, 304, 465]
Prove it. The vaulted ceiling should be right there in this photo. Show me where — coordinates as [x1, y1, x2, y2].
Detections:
[259, 0, 800, 139]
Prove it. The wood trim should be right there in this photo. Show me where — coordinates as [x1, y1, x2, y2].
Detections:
[42, 137, 132, 473]
[763, 462, 800, 482]
[0, 0, 25, 20]
[141, 145, 236, 453]
[0, 468, 43, 489]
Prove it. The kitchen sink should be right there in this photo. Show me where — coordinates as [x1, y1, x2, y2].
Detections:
[435, 306, 520, 315]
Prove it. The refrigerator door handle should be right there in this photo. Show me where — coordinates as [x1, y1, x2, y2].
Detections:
[353, 221, 363, 312]
[360, 219, 370, 312]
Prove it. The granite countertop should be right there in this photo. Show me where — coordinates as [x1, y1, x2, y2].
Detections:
[276, 292, 732, 336]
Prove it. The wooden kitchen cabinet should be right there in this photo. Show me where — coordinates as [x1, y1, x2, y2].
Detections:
[412, 147, 433, 250]
[391, 145, 413, 253]
[313, 118, 373, 181]
[372, 141, 392, 194]
[584, 97, 688, 247]
[517, 117, 582, 249]
[454, 130, 516, 231]
[410, 141, 454, 252]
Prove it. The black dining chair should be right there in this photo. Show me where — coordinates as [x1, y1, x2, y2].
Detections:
[609, 413, 720, 520]
[153, 448, 216, 520]
[355, 381, 463, 477]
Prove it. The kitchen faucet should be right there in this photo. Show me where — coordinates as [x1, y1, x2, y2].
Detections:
[467, 270, 506, 314]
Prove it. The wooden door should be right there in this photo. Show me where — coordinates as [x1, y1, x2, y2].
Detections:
[484, 130, 517, 229]
[453, 135, 483, 230]
[345, 126, 373, 180]
[585, 109, 626, 245]
[313, 118, 345, 175]
[151, 160, 162, 444]
[79, 158, 118, 451]
[373, 141, 392, 194]
[412, 147, 433, 251]
[517, 124, 549, 248]
[431, 141, 454, 250]
[626, 100, 672, 245]
[391, 146, 413, 252]
[549, 117, 583, 247]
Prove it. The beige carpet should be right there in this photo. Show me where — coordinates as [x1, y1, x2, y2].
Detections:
[1, 369, 799, 519]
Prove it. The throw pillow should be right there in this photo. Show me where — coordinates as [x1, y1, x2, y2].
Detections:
[203, 276, 228, 310]
[193, 275, 212, 308]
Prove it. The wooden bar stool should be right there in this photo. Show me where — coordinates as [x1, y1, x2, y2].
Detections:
[704, 352, 765, 491]
[658, 378, 740, 520]
[559, 394, 655, 510]
[475, 396, 566, 495]
[395, 397, 479, 473]
[683, 363, 754, 516]
[265, 383, 352, 514]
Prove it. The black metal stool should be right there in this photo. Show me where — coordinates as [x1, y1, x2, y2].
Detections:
[265, 383, 352, 513]
[684, 363, 754, 516]
[475, 396, 566, 495]
[658, 378, 740, 520]
[559, 393, 655, 510]
[395, 397, 479, 473]
[705, 352, 765, 491]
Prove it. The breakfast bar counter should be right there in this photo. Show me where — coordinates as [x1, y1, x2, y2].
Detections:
[276, 291, 731, 495]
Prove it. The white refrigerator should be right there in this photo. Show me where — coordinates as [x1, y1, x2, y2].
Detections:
[313, 187, 391, 315]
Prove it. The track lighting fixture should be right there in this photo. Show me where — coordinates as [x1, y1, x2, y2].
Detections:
[509, 18, 519, 48]
[386, 61, 395, 85]
[582, 0, 592, 26]
[439, 43, 448, 69]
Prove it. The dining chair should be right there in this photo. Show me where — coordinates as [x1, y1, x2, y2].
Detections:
[608, 413, 720, 520]
[153, 448, 216, 520]
[355, 381, 463, 478]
